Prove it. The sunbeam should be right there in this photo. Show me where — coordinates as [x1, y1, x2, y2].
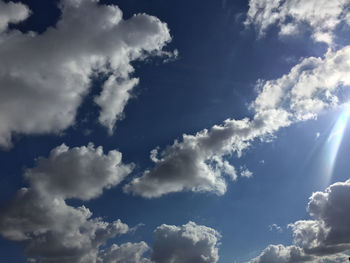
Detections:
[322, 104, 350, 186]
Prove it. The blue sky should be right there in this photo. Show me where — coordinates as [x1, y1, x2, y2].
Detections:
[0, 0, 350, 262]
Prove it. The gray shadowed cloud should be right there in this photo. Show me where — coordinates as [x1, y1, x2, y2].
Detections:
[0, 0, 173, 148]
[248, 179, 350, 262]
[0, 143, 134, 262]
[151, 221, 221, 263]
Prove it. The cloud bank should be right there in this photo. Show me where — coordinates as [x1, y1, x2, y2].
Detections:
[0, 144, 221, 263]
[0, 0, 172, 148]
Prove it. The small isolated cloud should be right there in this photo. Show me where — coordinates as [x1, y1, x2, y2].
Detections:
[268, 224, 282, 233]
[240, 166, 253, 178]
[248, 178, 350, 263]
[244, 0, 350, 45]
[151, 221, 221, 263]
[0, 0, 172, 148]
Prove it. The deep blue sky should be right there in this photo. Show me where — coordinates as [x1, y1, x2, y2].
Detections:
[0, 0, 349, 262]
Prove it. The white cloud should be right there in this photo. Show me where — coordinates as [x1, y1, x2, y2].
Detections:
[252, 46, 350, 121]
[0, 0, 172, 148]
[248, 179, 350, 263]
[240, 166, 253, 178]
[245, 0, 350, 44]
[0, 143, 133, 263]
[124, 45, 350, 198]
[124, 110, 291, 198]
[151, 221, 221, 263]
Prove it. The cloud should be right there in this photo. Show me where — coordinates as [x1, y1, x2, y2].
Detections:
[240, 166, 253, 178]
[124, 110, 290, 198]
[0, 143, 133, 263]
[248, 245, 312, 263]
[248, 179, 350, 263]
[125, 44, 350, 198]
[98, 242, 150, 263]
[151, 221, 221, 263]
[0, 1, 30, 33]
[244, 0, 350, 44]
[252, 46, 350, 121]
[25, 143, 134, 201]
[291, 179, 350, 255]
[268, 224, 282, 233]
[0, 0, 172, 148]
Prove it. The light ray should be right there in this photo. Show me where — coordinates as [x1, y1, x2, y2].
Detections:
[321, 104, 350, 185]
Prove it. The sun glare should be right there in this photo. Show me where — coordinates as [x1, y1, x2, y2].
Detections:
[322, 104, 350, 185]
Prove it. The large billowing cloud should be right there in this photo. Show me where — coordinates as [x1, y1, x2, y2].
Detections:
[0, 143, 222, 263]
[151, 221, 221, 263]
[248, 179, 350, 263]
[0, 143, 134, 263]
[0, 0, 172, 148]
[124, 44, 350, 198]
[245, 0, 350, 44]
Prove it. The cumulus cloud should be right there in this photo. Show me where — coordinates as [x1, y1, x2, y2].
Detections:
[125, 45, 350, 198]
[0, 0, 173, 148]
[252, 46, 350, 121]
[26, 143, 133, 201]
[98, 242, 150, 263]
[248, 244, 312, 263]
[245, 0, 350, 44]
[248, 179, 350, 263]
[151, 221, 221, 263]
[0, 143, 134, 263]
[124, 110, 291, 198]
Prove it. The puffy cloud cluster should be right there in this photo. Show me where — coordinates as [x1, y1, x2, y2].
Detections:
[0, 0, 173, 148]
[0, 143, 135, 263]
[151, 221, 221, 263]
[0, 143, 222, 262]
[248, 179, 350, 263]
[245, 0, 350, 44]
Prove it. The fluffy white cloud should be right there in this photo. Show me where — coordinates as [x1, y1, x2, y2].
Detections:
[0, 0, 172, 148]
[0, 143, 134, 263]
[124, 110, 291, 198]
[245, 0, 350, 44]
[151, 221, 221, 263]
[248, 179, 350, 263]
[252, 46, 350, 121]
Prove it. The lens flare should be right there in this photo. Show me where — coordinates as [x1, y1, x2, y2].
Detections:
[322, 104, 350, 185]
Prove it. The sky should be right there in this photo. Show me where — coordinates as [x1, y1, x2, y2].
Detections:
[0, 0, 350, 262]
